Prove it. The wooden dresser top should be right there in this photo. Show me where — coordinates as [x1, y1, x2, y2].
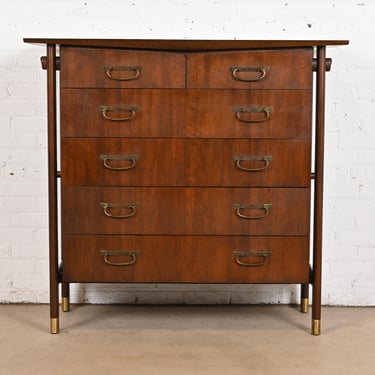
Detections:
[23, 38, 349, 51]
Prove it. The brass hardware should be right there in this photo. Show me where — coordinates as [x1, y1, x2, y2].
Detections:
[233, 155, 272, 172]
[104, 65, 142, 81]
[100, 202, 137, 218]
[312, 319, 321, 335]
[233, 250, 271, 267]
[50, 318, 59, 334]
[100, 154, 139, 170]
[62, 297, 70, 312]
[300, 298, 309, 313]
[101, 250, 139, 266]
[234, 106, 272, 123]
[234, 203, 272, 219]
[230, 66, 269, 82]
[100, 105, 138, 121]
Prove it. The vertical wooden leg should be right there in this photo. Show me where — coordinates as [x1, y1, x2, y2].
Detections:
[50, 273, 59, 333]
[311, 46, 327, 336]
[49, 262, 59, 334]
[312, 280, 322, 335]
[62, 282, 70, 312]
[47, 43, 59, 334]
[300, 284, 309, 313]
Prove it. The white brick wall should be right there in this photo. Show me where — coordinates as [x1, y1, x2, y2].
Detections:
[0, 0, 373, 305]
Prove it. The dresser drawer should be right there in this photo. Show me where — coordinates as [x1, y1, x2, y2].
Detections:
[61, 187, 310, 236]
[61, 89, 312, 138]
[61, 138, 311, 187]
[187, 48, 313, 89]
[60, 47, 186, 88]
[62, 235, 309, 283]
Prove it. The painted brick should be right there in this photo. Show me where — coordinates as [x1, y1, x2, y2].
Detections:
[0, 181, 47, 197]
[0, 213, 11, 226]
[0, 132, 38, 147]
[0, 197, 48, 213]
[11, 243, 46, 259]
[0, 228, 38, 244]
[11, 212, 48, 228]
[10, 117, 48, 133]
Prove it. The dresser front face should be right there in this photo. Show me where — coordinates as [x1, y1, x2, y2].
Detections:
[59, 46, 313, 285]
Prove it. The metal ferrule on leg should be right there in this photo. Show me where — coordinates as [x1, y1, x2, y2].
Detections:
[312, 319, 321, 336]
[50, 318, 59, 334]
[62, 297, 70, 312]
[300, 298, 309, 313]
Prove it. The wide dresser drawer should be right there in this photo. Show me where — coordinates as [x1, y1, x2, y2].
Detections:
[60, 89, 312, 138]
[61, 138, 311, 187]
[62, 235, 310, 283]
[61, 187, 310, 236]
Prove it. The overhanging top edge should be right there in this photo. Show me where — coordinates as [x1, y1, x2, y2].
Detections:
[23, 38, 350, 51]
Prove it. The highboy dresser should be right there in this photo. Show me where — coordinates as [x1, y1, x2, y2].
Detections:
[23, 39, 348, 334]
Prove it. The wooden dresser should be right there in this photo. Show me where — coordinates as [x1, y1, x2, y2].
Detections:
[23, 39, 348, 334]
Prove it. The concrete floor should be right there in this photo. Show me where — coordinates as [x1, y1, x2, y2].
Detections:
[0, 304, 374, 375]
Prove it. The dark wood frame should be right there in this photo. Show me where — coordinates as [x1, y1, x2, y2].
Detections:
[25, 39, 348, 335]
[46, 44, 59, 333]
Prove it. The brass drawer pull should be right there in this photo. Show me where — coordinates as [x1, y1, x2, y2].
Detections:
[100, 154, 139, 170]
[233, 251, 272, 267]
[101, 250, 139, 266]
[234, 106, 273, 123]
[234, 203, 272, 219]
[230, 66, 269, 82]
[100, 105, 138, 121]
[100, 202, 137, 218]
[104, 65, 142, 81]
[233, 155, 272, 172]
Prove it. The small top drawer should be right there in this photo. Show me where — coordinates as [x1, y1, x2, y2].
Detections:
[60, 47, 186, 88]
[187, 48, 313, 89]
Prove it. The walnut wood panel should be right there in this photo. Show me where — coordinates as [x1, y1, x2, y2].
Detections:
[61, 187, 310, 236]
[60, 47, 186, 88]
[61, 138, 311, 187]
[60, 89, 312, 138]
[187, 49, 312, 89]
[62, 235, 309, 283]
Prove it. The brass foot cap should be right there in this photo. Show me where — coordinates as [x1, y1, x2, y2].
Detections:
[312, 319, 321, 335]
[62, 297, 70, 312]
[300, 298, 309, 313]
[50, 318, 59, 334]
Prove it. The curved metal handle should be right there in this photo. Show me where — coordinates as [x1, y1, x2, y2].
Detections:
[234, 155, 272, 172]
[101, 250, 139, 266]
[104, 65, 142, 81]
[234, 203, 272, 219]
[100, 105, 138, 121]
[234, 106, 273, 123]
[230, 66, 269, 82]
[100, 154, 139, 171]
[233, 251, 272, 267]
[100, 202, 137, 218]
